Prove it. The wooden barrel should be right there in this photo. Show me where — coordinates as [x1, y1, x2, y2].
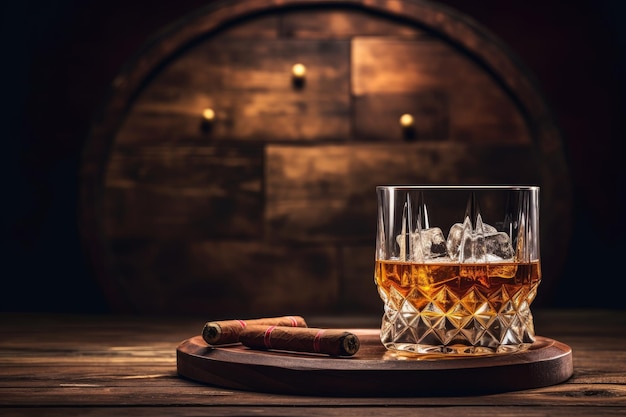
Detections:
[80, 0, 572, 316]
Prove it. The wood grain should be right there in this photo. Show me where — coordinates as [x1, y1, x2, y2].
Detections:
[352, 37, 530, 144]
[102, 241, 341, 315]
[80, 0, 572, 315]
[0, 310, 625, 416]
[117, 38, 350, 144]
[280, 7, 425, 38]
[177, 332, 573, 396]
[354, 91, 449, 141]
[266, 143, 540, 241]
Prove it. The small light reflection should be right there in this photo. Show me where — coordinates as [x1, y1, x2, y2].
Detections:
[399, 113, 414, 128]
[202, 108, 216, 121]
[292, 63, 306, 78]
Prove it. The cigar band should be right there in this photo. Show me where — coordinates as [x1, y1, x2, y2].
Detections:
[313, 329, 325, 353]
[236, 320, 247, 328]
[263, 325, 276, 349]
[287, 316, 298, 327]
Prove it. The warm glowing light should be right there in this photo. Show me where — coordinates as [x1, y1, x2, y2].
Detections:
[399, 113, 414, 128]
[292, 63, 306, 78]
[202, 108, 215, 121]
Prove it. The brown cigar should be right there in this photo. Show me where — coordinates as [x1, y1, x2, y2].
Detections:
[202, 316, 307, 345]
[239, 325, 360, 357]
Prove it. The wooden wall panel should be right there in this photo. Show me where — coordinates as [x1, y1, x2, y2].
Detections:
[280, 8, 424, 38]
[107, 241, 340, 316]
[348, 143, 541, 190]
[354, 91, 449, 141]
[117, 39, 351, 144]
[266, 143, 540, 242]
[340, 245, 381, 314]
[104, 145, 263, 239]
[265, 145, 361, 242]
[81, 1, 570, 315]
[352, 37, 530, 144]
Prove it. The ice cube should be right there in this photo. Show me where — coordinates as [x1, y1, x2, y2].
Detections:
[396, 227, 447, 262]
[483, 232, 514, 261]
[412, 227, 448, 261]
[447, 220, 497, 260]
[447, 215, 514, 263]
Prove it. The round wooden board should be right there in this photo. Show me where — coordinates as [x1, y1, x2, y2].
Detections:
[177, 329, 573, 396]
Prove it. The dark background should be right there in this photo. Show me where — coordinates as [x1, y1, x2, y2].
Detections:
[2, 0, 624, 313]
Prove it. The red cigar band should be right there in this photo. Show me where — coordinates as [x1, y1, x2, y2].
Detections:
[288, 316, 298, 327]
[313, 329, 325, 353]
[237, 320, 247, 328]
[263, 325, 276, 349]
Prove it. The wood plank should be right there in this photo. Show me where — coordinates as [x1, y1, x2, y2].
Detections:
[1, 384, 626, 407]
[0, 406, 624, 417]
[105, 145, 264, 188]
[265, 143, 541, 242]
[352, 37, 530, 144]
[265, 145, 353, 242]
[103, 144, 263, 239]
[101, 241, 340, 316]
[280, 7, 425, 38]
[354, 91, 449, 141]
[159, 40, 349, 94]
[103, 187, 262, 238]
[117, 39, 350, 144]
[117, 90, 351, 143]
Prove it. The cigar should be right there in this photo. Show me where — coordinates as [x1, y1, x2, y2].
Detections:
[239, 325, 360, 357]
[202, 316, 307, 345]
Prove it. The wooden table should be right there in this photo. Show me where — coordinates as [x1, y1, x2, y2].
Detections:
[1, 309, 625, 416]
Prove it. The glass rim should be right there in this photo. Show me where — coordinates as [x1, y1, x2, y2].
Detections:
[376, 185, 539, 191]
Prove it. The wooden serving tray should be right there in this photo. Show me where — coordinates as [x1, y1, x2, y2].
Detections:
[176, 329, 573, 396]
